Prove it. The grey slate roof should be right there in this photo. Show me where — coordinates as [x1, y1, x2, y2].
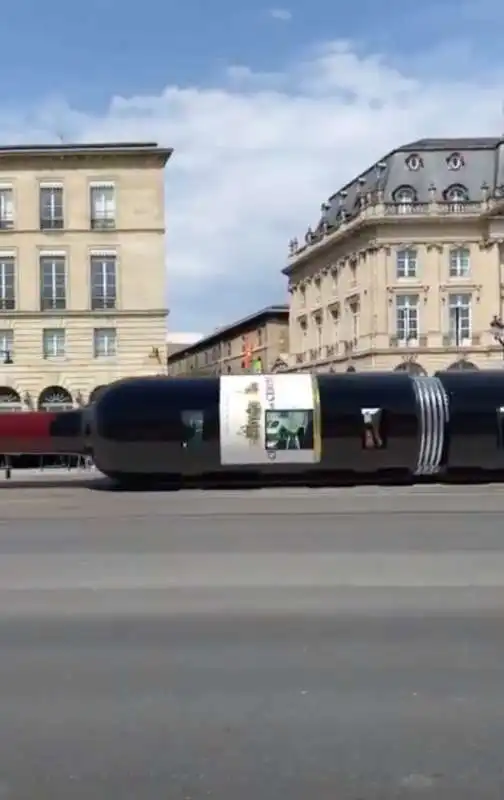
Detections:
[167, 304, 289, 363]
[314, 137, 504, 232]
[0, 142, 173, 163]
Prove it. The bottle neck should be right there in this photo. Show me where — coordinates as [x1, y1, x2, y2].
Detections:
[0, 410, 86, 455]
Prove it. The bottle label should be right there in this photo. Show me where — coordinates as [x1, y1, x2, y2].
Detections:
[219, 374, 321, 465]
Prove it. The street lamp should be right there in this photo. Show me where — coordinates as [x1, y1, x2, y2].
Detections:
[490, 315, 504, 357]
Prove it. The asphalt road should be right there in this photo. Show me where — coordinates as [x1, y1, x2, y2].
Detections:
[0, 481, 503, 798]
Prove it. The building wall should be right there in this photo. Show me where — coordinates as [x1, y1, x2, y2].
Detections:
[0, 148, 168, 407]
[286, 202, 504, 374]
[168, 312, 289, 376]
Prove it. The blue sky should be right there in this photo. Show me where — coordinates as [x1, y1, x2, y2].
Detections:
[3, 0, 504, 332]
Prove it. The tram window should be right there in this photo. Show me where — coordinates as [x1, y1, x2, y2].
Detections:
[181, 409, 205, 448]
[361, 407, 386, 450]
[497, 407, 504, 449]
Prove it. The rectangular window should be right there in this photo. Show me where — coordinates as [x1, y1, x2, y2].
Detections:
[361, 407, 386, 450]
[0, 329, 13, 363]
[396, 248, 417, 278]
[350, 303, 359, 342]
[0, 255, 15, 310]
[39, 185, 64, 230]
[497, 408, 504, 449]
[315, 320, 322, 349]
[0, 187, 14, 230]
[396, 294, 419, 343]
[93, 327, 117, 358]
[449, 247, 470, 278]
[448, 293, 472, 345]
[90, 253, 117, 310]
[43, 328, 65, 358]
[90, 184, 116, 229]
[181, 409, 204, 448]
[40, 254, 66, 310]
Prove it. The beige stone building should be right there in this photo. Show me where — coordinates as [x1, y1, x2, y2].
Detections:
[284, 137, 504, 375]
[167, 305, 289, 376]
[0, 141, 171, 411]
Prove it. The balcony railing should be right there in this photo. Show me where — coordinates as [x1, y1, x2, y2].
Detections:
[91, 216, 116, 230]
[442, 333, 473, 347]
[40, 216, 64, 231]
[288, 195, 498, 261]
[384, 202, 429, 215]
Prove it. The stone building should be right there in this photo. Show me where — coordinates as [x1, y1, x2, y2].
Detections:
[167, 305, 289, 376]
[284, 137, 504, 374]
[0, 141, 171, 411]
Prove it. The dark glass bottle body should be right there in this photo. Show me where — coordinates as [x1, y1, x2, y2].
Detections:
[91, 376, 221, 479]
[89, 373, 422, 483]
[316, 372, 419, 478]
[436, 369, 504, 474]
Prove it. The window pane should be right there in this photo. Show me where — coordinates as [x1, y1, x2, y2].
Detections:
[93, 328, 117, 357]
[90, 186, 116, 229]
[0, 189, 14, 229]
[42, 329, 65, 357]
[0, 257, 15, 310]
[40, 256, 66, 310]
[90, 256, 117, 310]
[448, 293, 472, 342]
[396, 249, 417, 277]
[0, 329, 13, 360]
[449, 247, 470, 276]
[396, 295, 419, 340]
[40, 187, 64, 229]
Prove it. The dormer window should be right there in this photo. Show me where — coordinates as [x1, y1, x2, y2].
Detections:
[393, 185, 416, 213]
[405, 154, 422, 171]
[445, 184, 468, 210]
[447, 152, 464, 170]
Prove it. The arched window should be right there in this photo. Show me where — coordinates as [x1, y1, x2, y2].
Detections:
[392, 185, 416, 213]
[444, 184, 468, 211]
[393, 362, 427, 376]
[0, 387, 21, 412]
[88, 385, 107, 404]
[38, 385, 73, 411]
[447, 359, 478, 371]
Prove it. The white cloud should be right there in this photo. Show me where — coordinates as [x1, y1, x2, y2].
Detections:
[2, 40, 504, 329]
[268, 7, 292, 21]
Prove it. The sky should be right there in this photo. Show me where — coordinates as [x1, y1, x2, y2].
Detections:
[3, 0, 504, 333]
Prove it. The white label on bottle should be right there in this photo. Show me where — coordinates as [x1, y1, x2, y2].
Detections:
[219, 374, 321, 465]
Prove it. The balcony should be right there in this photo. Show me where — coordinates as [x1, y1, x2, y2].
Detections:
[91, 216, 116, 230]
[442, 333, 478, 347]
[389, 335, 428, 348]
[384, 202, 429, 215]
[286, 195, 495, 267]
[40, 216, 64, 231]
